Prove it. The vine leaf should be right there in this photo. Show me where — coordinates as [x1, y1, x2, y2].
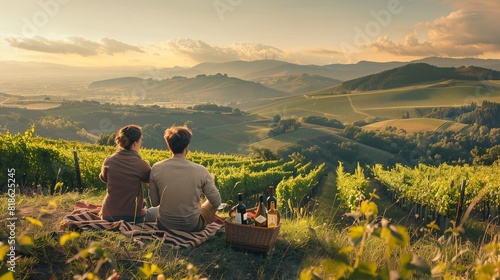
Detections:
[360, 201, 378, 219]
[348, 225, 364, 246]
[25, 217, 43, 227]
[60, 232, 80, 246]
[350, 261, 377, 278]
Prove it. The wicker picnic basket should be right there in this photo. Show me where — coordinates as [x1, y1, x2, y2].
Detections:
[225, 207, 280, 252]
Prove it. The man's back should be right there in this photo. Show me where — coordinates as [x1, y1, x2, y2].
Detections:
[149, 157, 221, 231]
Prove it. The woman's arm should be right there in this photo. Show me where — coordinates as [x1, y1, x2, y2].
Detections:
[99, 157, 110, 183]
[148, 169, 160, 207]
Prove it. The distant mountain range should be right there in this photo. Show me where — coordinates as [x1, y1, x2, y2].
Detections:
[151, 57, 500, 81]
[89, 62, 500, 103]
[151, 59, 403, 81]
[0, 61, 147, 81]
[3, 57, 500, 83]
[323, 63, 500, 92]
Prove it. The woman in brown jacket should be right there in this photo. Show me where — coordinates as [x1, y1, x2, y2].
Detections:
[99, 124, 158, 223]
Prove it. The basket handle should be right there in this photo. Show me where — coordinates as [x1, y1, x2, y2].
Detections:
[228, 206, 257, 216]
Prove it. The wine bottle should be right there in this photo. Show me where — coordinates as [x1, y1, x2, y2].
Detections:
[267, 201, 279, 228]
[267, 186, 277, 209]
[254, 194, 267, 227]
[235, 193, 248, 224]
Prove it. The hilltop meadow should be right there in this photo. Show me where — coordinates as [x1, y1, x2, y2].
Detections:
[2, 61, 500, 279]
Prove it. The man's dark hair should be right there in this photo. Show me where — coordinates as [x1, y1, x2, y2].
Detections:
[164, 125, 192, 154]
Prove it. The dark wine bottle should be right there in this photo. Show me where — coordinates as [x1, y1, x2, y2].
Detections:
[254, 194, 267, 227]
[267, 186, 277, 209]
[236, 193, 248, 224]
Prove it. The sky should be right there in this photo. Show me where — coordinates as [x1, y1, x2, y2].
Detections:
[1, 0, 499, 68]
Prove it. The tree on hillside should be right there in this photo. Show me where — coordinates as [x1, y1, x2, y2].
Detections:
[269, 117, 301, 136]
[37, 116, 81, 131]
[471, 145, 500, 165]
[301, 116, 345, 129]
[142, 123, 165, 149]
[343, 125, 362, 138]
[231, 108, 241, 115]
[424, 103, 477, 120]
[189, 104, 232, 112]
[249, 147, 279, 160]
[457, 101, 500, 128]
[97, 133, 115, 146]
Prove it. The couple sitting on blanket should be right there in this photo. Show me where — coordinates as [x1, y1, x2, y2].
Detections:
[99, 124, 221, 232]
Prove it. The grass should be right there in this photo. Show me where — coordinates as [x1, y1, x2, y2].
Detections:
[2, 172, 498, 279]
[189, 121, 271, 154]
[1, 190, 332, 279]
[239, 95, 359, 122]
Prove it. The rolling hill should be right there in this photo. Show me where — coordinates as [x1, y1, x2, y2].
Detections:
[88, 74, 289, 104]
[252, 73, 342, 94]
[238, 79, 500, 124]
[89, 77, 144, 88]
[321, 63, 500, 93]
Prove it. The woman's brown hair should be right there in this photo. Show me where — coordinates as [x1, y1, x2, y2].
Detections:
[115, 124, 142, 150]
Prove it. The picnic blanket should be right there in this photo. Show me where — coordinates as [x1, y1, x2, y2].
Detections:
[60, 202, 225, 248]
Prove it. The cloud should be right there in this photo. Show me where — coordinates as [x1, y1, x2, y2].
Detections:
[367, 0, 500, 57]
[5, 36, 144, 56]
[101, 38, 144, 55]
[167, 39, 290, 63]
[304, 48, 342, 55]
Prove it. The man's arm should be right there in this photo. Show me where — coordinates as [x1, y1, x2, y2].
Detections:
[202, 170, 221, 208]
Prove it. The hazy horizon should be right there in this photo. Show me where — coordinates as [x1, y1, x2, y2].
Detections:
[1, 0, 499, 70]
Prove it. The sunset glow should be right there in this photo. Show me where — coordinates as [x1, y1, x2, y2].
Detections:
[1, 0, 499, 68]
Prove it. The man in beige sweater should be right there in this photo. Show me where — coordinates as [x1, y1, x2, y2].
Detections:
[149, 125, 221, 232]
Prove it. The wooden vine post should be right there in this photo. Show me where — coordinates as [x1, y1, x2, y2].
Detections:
[73, 151, 84, 193]
[455, 180, 467, 223]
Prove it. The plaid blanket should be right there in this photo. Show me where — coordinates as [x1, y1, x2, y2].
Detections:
[60, 202, 225, 248]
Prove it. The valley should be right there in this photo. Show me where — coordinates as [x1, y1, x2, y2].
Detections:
[2, 60, 500, 168]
